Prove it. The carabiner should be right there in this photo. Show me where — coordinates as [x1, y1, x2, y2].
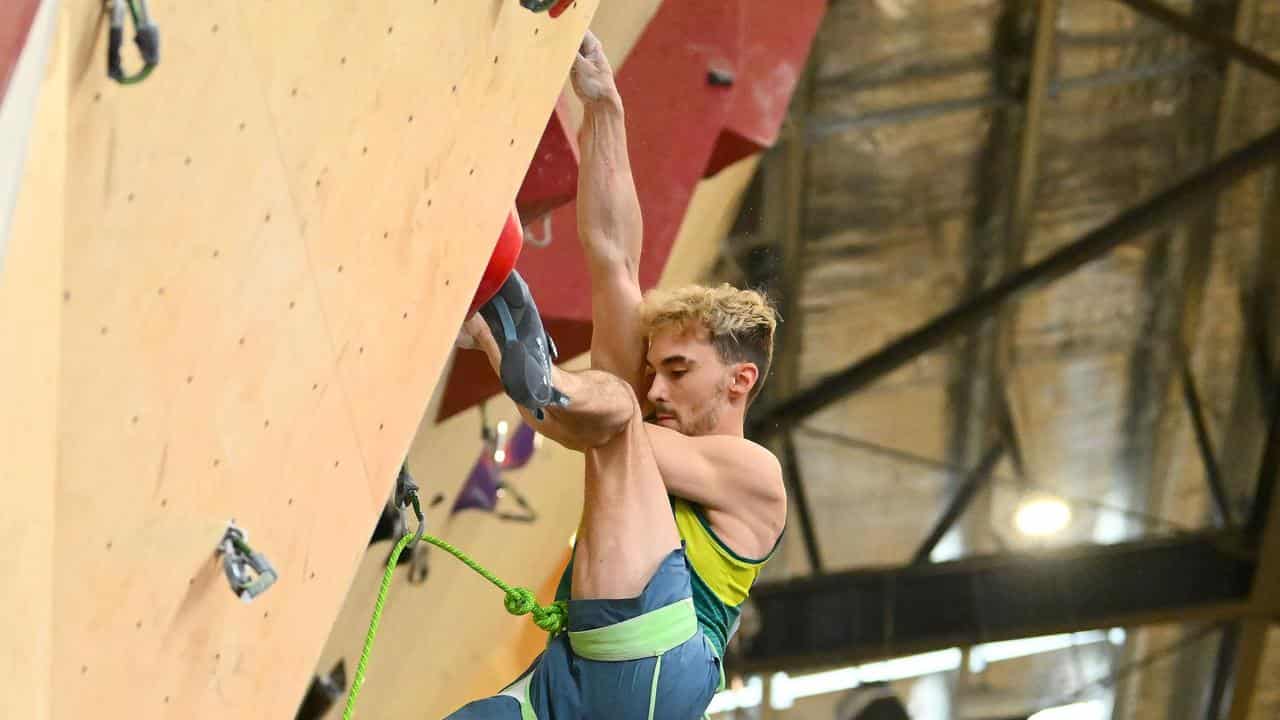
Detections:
[395, 464, 428, 548]
[219, 523, 278, 603]
[107, 0, 159, 84]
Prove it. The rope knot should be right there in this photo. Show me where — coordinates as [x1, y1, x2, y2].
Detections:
[504, 588, 567, 635]
[533, 600, 568, 634]
[504, 587, 538, 616]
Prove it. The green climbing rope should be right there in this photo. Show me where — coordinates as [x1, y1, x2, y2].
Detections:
[342, 528, 567, 719]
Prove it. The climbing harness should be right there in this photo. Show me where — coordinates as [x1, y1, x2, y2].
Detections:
[219, 523, 278, 602]
[342, 473, 566, 719]
[107, 0, 159, 85]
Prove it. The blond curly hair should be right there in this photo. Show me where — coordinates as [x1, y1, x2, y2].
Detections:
[638, 284, 778, 404]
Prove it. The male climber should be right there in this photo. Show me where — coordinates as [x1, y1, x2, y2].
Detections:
[449, 31, 787, 720]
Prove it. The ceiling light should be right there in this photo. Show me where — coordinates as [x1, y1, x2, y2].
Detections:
[706, 634, 1113, 716]
[1027, 700, 1108, 720]
[1015, 495, 1072, 537]
[974, 631, 1108, 665]
[705, 676, 762, 714]
[497, 420, 509, 435]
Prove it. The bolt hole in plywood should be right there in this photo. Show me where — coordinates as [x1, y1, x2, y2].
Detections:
[47, 0, 601, 717]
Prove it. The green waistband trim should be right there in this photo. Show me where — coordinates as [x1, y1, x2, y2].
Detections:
[568, 598, 698, 661]
[647, 654, 663, 720]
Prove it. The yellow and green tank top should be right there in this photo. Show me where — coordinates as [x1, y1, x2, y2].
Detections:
[555, 496, 783, 658]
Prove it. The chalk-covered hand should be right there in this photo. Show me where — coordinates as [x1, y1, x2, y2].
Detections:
[570, 30, 619, 106]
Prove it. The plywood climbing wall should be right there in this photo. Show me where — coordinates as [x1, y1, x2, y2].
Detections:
[0, 3, 64, 718]
[49, 0, 598, 717]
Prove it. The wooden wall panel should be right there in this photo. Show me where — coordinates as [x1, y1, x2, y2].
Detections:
[50, 0, 598, 717]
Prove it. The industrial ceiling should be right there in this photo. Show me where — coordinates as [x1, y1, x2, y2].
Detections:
[708, 0, 1280, 718]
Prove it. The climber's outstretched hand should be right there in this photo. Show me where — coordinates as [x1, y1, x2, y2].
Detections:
[570, 30, 618, 106]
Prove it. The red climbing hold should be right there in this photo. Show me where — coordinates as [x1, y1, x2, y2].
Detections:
[468, 209, 524, 316]
[549, 0, 574, 18]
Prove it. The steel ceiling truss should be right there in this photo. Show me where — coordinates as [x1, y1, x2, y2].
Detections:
[738, 0, 1280, 708]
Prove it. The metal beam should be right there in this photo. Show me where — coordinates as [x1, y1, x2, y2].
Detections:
[1219, 164, 1280, 507]
[1219, 387, 1280, 720]
[759, 56, 821, 575]
[782, 432, 824, 574]
[985, 0, 1060, 560]
[819, 53, 993, 94]
[1111, 0, 1239, 558]
[912, 442, 1006, 564]
[818, 40, 1189, 96]
[1174, 5, 1275, 711]
[808, 56, 1208, 139]
[996, 387, 1030, 485]
[1208, 159, 1280, 720]
[1159, 0, 1259, 537]
[1242, 164, 1280, 544]
[1245, 379, 1280, 543]
[1070, 16, 1253, 653]
[1203, 622, 1240, 720]
[1247, 291, 1274, 394]
[936, 0, 1049, 572]
[810, 93, 1008, 140]
[1221, 618, 1269, 720]
[1183, 360, 1234, 527]
[795, 424, 1195, 535]
[732, 531, 1256, 674]
[797, 425, 960, 476]
[747, 124, 1280, 441]
[763, 80, 813, 392]
[1008, 0, 1058, 255]
[1110, 0, 1280, 82]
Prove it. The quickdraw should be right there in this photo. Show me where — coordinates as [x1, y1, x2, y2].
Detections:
[219, 522, 278, 602]
[107, 0, 159, 85]
[395, 464, 427, 547]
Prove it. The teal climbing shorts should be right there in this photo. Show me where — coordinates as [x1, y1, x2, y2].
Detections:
[443, 547, 723, 720]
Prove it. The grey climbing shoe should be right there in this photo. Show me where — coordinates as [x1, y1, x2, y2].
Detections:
[477, 270, 570, 419]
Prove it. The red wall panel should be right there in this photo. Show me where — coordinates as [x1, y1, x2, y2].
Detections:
[0, 0, 40, 104]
